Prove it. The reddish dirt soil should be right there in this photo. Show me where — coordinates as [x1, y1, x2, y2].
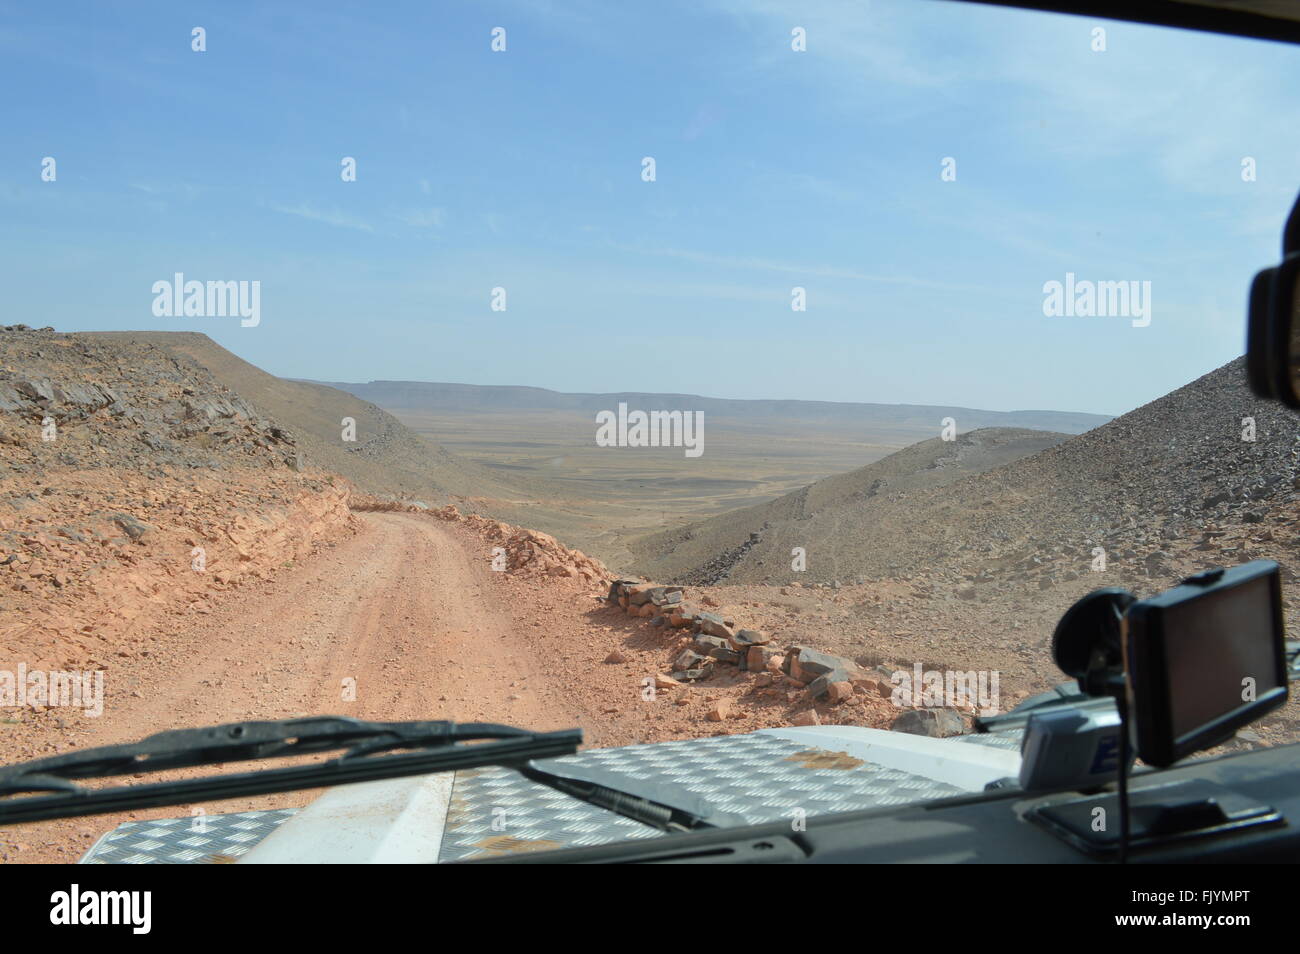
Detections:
[6, 510, 898, 863]
[1, 512, 587, 862]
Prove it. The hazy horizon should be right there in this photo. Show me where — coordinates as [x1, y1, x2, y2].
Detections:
[302, 371, 1117, 418]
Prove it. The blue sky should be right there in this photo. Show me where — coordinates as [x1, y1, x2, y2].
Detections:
[4, 0, 1300, 416]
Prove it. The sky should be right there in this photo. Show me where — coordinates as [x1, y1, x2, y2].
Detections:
[3, 0, 1300, 416]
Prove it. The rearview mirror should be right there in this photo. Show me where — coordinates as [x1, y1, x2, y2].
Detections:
[1247, 190, 1300, 408]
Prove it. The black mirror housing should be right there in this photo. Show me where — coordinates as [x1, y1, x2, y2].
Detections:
[1246, 188, 1300, 407]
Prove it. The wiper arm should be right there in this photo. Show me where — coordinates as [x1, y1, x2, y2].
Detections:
[0, 715, 726, 835]
[0, 716, 581, 826]
[520, 765, 703, 832]
[517, 760, 747, 833]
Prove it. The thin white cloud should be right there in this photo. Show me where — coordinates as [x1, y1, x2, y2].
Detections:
[709, 0, 960, 94]
[130, 182, 201, 201]
[270, 201, 374, 232]
[395, 207, 446, 228]
[612, 242, 1005, 295]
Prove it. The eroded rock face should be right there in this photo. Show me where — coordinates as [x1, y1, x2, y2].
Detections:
[0, 327, 297, 476]
[0, 327, 975, 743]
[0, 327, 357, 670]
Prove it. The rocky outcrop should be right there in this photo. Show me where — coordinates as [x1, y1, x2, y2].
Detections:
[0, 326, 358, 670]
[0, 326, 301, 476]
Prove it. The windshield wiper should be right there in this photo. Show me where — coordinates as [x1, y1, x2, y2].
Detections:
[0, 716, 581, 826]
[519, 763, 723, 833]
[0, 715, 726, 835]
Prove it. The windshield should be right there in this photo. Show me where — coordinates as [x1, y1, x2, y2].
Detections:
[2, 0, 1299, 864]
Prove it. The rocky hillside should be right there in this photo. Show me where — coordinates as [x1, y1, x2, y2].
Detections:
[631, 358, 1300, 590]
[0, 325, 357, 670]
[84, 332, 518, 506]
[631, 427, 1073, 584]
[82, 332, 641, 565]
[614, 358, 1300, 752]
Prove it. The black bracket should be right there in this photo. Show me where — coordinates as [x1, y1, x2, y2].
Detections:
[1026, 778, 1283, 858]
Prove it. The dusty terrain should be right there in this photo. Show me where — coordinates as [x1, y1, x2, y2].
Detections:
[84, 331, 517, 508]
[0, 322, 911, 863]
[632, 358, 1300, 588]
[0, 508, 904, 863]
[3, 327, 1298, 866]
[0, 329, 357, 670]
[78, 331, 618, 566]
[633, 427, 1072, 584]
[0, 511, 609, 862]
[325, 378, 1108, 565]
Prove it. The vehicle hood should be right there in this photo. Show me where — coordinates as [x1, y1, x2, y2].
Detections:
[77, 725, 1022, 864]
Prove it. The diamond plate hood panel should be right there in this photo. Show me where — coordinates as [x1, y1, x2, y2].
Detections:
[77, 727, 1023, 863]
[78, 810, 297, 864]
[439, 730, 995, 862]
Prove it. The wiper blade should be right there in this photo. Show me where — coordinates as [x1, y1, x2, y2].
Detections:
[521, 765, 702, 832]
[518, 760, 747, 833]
[0, 716, 581, 826]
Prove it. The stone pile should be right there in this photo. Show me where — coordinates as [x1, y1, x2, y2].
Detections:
[603, 579, 938, 731]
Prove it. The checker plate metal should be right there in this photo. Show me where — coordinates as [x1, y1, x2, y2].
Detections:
[438, 732, 971, 862]
[953, 731, 1025, 752]
[76, 729, 1026, 862]
[78, 809, 298, 864]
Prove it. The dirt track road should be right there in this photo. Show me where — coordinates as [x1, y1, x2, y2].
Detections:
[3, 512, 612, 863]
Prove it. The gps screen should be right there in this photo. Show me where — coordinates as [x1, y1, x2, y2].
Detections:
[1164, 575, 1280, 739]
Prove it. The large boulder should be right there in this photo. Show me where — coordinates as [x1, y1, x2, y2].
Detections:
[696, 612, 735, 640]
[728, 628, 769, 651]
[648, 586, 684, 608]
[806, 671, 854, 701]
[672, 649, 709, 672]
[693, 635, 740, 664]
[745, 645, 777, 672]
[623, 582, 683, 607]
[890, 708, 964, 738]
[788, 647, 858, 685]
[606, 579, 639, 603]
[668, 605, 700, 628]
